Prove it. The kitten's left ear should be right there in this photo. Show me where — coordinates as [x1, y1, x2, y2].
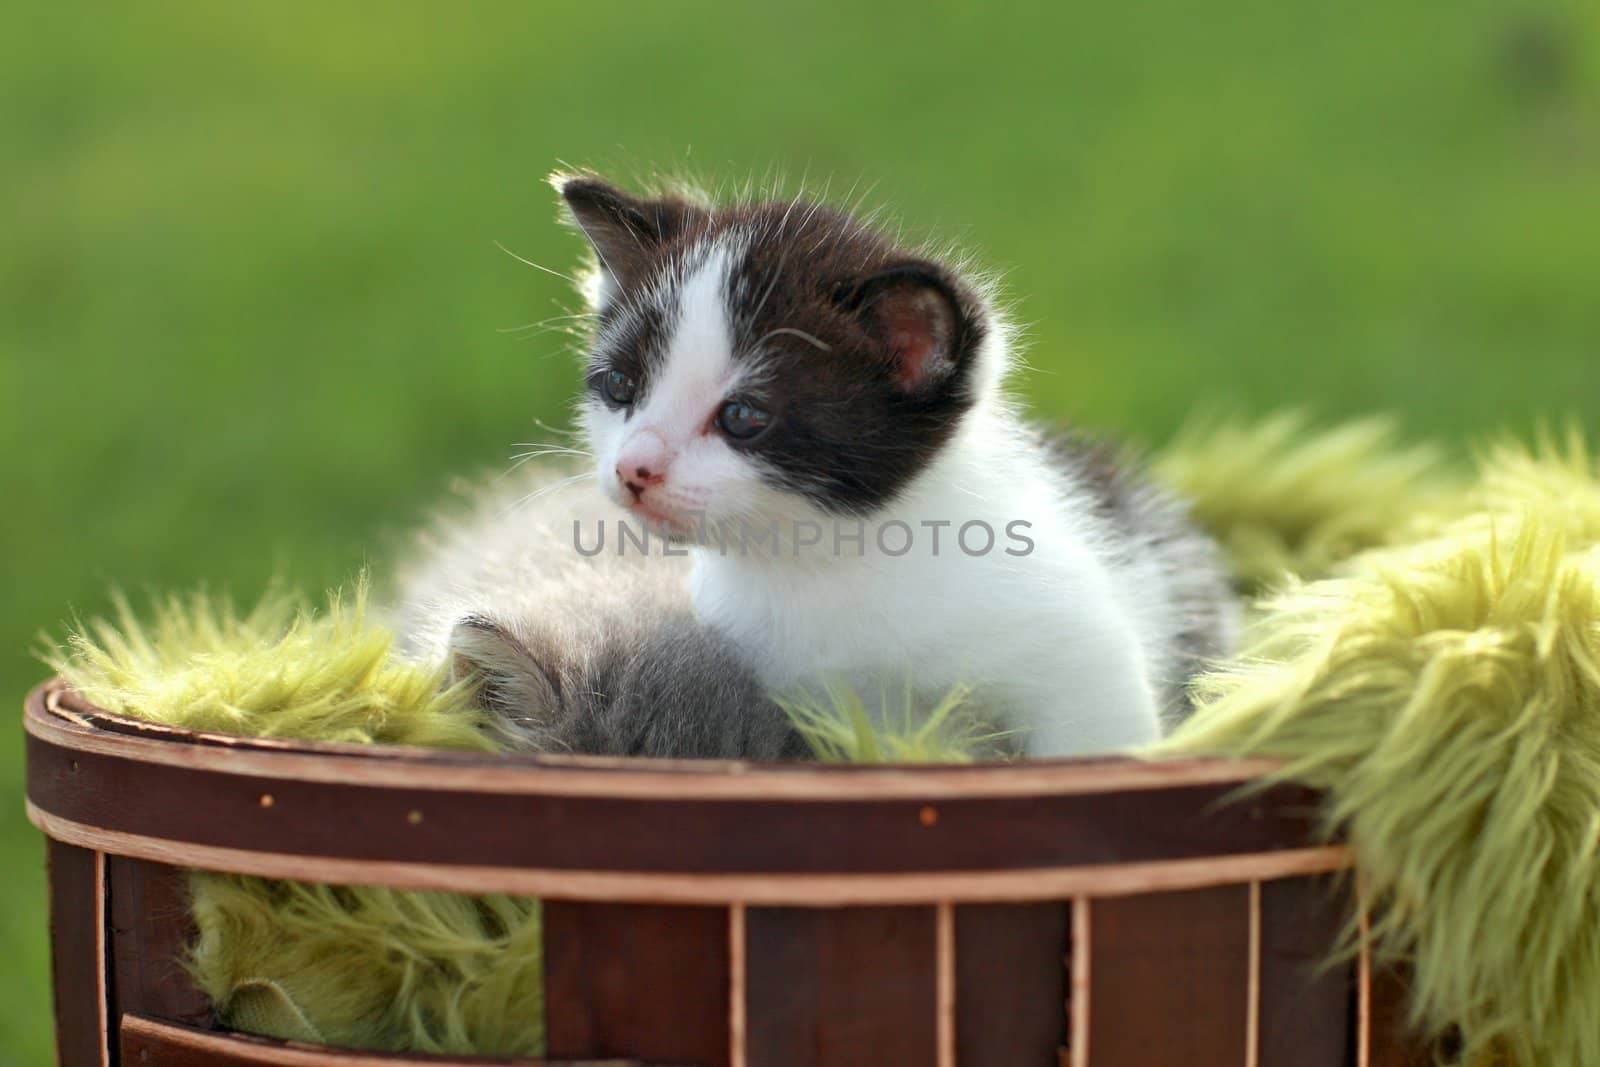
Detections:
[841, 262, 984, 395]
[447, 615, 560, 726]
[551, 173, 706, 298]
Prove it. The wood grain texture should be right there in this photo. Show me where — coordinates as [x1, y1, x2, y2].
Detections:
[22, 682, 1386, 1067]
[26, 732, 1327, 878]
[954, 903, 1069, 1067]
[936, 902, 955, 1067]
[745, 907, 937, 1067]
[1087, 885, 1251, 1066]
[107, 856, 213, 1029]
[543, 901, 730, 1066]
[36, 681, 1287, 799]
[1257, 876, 1353, 1067]
[47, 839, 107, 1067]
[1368, 965, 1443, 1067]
[119, 1014, 633, 1065]
[27, 680, 1346, 906]
[1068, 898, 1089, 1067]
[30, 804, 1350, 905]
[1247, 880, 1260, 1067]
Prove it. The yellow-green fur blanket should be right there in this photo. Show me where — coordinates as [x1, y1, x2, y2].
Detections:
[46, 415, 1600, 1065]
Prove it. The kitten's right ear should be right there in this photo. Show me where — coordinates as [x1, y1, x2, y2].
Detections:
[447, 615, 561, 725]
[838, 261, 984, 397]
[551, 174, 705, 299]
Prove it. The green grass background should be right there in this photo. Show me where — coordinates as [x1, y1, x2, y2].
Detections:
[2, 1, 1596, 1060]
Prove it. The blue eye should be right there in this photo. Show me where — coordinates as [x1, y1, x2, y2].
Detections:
[603, 370, 638, 406]
[717, 399, 772, 440]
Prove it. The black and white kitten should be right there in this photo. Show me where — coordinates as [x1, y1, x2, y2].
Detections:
[557, 175, 1239, 755]
[392, 473, 808, 760]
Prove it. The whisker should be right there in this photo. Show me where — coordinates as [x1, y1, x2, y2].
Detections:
[756, 327, 832, 352]
[498, 442, 595, 481]
[493, 241, 579, 285]
[500, 454, 583, 480]
[507, 444, 593, 456]
[529, 417, 583, 440]
[499, 455, 542, 479]
[497, 471, 596, 517]
[501, 326, 587, 343]
[506, 452, 592, 467]
[498, 312, 596, 335]
[749, 249, 788, 324]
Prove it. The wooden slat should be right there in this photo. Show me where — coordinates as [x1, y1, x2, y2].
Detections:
[119, 1013, 630, 1065]
[728, 904, 747, 1067]
[1087, 885, 1251, 1065]
[543, 901, 730, 1066]
[744, 906, 937, 1066]
[936, 903, 955, 1067]
[1247, 881, 1261, 1067]
[1069, 898, 1089, 1067]
[1367, 965, 1442, 1067]
[954, 903, 1069, 1067]
[1257, 876, 1352, 1067]
[107, 856, 213, 1028]
[47, 839, 108, 1067]
[745, 907, 937, 1067]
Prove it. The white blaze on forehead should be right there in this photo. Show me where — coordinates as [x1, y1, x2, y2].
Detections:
[635, 242, 744, 441]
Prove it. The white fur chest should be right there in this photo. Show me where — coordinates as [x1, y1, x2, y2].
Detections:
[688, 415, 1165, 755]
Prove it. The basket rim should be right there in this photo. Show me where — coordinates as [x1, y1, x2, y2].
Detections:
[27, 678, 1281, 799]
[23, 679, 1341, 901]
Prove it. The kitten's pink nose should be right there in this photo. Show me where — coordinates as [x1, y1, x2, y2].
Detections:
[615, 429, 669, 497]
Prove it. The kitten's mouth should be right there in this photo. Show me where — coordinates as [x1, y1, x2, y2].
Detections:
[628, 497, 693, 537]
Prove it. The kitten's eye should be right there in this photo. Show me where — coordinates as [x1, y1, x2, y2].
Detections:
[603, 369, 638, 406]
[717, 399, 772, 440]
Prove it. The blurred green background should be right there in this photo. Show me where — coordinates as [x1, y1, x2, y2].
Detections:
[3, 1, 1597, 1059]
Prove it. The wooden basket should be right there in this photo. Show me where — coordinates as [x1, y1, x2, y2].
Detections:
[24, 679, 1432, 1066]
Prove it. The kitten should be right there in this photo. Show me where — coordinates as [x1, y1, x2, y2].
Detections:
[391, 472, 808, 759]
[557, 175, 1239, 755]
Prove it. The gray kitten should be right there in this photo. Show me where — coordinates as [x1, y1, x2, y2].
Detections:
[390, 469, 808, 760]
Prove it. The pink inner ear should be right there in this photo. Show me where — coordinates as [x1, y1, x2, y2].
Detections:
[880, 288, 949, 390]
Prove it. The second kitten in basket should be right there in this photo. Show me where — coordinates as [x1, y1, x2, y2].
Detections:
[390, 470, 808, 760]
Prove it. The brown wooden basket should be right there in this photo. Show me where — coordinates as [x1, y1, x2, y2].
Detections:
[24, 679, 1433, 1066]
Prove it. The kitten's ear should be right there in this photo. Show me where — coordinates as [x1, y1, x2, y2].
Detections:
[839, 262, 983, 395]
[552, 174, 705, 299]
[447, 615, 560, 724]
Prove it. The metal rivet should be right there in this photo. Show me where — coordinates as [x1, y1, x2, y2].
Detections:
[919, 805, 939, 827]
[407, 810, 424, 825]
[259, 794, 274, 808]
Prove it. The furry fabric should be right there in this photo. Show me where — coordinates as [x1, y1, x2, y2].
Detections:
[1152, 411, 1448, 591]
[44, 585, 540, 1055]
[1161, 430, 1600, 1066]
[779, 680, 1002, 762]
[46, 582, 492, 750]
[39, 420, 1600, 1063]
[188, 878, 542, 1056]
[42, 584, 974, 1054]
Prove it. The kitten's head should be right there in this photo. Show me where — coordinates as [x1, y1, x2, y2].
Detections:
[554, 175, 1006, 542]
[448, 612, 809, 760]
